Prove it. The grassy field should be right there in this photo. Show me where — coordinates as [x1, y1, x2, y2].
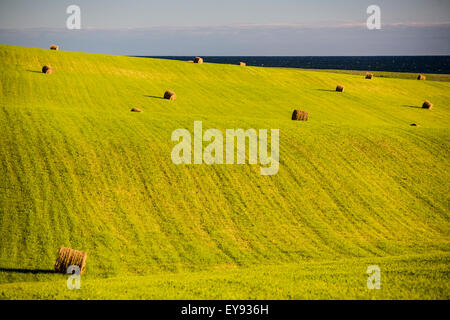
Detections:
[0, 44, 449, 299]
[299, 68, 450, 82]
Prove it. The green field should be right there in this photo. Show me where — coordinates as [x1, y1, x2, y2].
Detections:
[299, 68, 450, 82]
[0, 44, 449, 299]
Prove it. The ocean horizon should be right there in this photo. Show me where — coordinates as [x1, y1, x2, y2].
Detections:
[136, 56, 450, 74]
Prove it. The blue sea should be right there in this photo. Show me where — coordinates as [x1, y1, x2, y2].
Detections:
[140, 56, 450, 74]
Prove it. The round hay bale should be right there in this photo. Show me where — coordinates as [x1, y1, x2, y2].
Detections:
[164, 90, 177, 100]
[131, 108, 143, 112]
[417, 74, 426, 80]
[239, 62, 246, 66]
[291, 109, 309, 121]
[193, 57, 203, 64]
[422, 101, 433, 110]
[42, 65, 53, 74]
[336, 85, 345, 92]
[365, 73, 374, 79]
[54, 247, 87, 274]
[50, 44, 59, 51]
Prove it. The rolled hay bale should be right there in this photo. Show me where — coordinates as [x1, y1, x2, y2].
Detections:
[193, 57, 203, 64]
[291, 110, 309, 121]
[365, 72, 374, 79]
[131, 108, 143, 112]
[42, 65, 53, 74]
[417, 74, 426, 80]
[164, 90, 177, 100]
[336, 84, 345, 92]
[422, 101, 433, 110]
[54, 247, 87, 274]
[50, 44, 59, 50]
[239, 62, 246, 66]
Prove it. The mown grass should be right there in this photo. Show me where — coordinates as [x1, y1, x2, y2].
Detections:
[0, 44, 449, 299]
[1, 254, 449, 300]
[300, 68, 450, 82]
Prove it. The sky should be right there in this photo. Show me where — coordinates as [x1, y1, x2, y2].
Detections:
[0, 0, 449, 55]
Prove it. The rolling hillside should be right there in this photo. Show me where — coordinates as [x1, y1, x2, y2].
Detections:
[0, 44, 448, 299]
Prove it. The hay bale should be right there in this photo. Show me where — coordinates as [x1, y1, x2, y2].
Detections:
[164, 90, 177, 100]
[417, 74, 426, 80]
[336, 85, 345, 92]
[42, 65, 53, 74]
[239, 62, 246, 66]
[422, 101, 433, 110]
[410, 123, 420, 126]
[131, 108, 143, 112]
[365, 73, 373, 79]
[54, 247, 87, 274]
[193, 57, 203, 64]
[291, 110, 308, 121]
[50, 44, 59, 51]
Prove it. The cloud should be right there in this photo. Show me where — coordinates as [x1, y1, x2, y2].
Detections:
[1, 22, 449, 56]
[3, 21, 450, 31]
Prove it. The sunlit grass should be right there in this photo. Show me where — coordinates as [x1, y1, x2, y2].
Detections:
[0, 44, 449, 299]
